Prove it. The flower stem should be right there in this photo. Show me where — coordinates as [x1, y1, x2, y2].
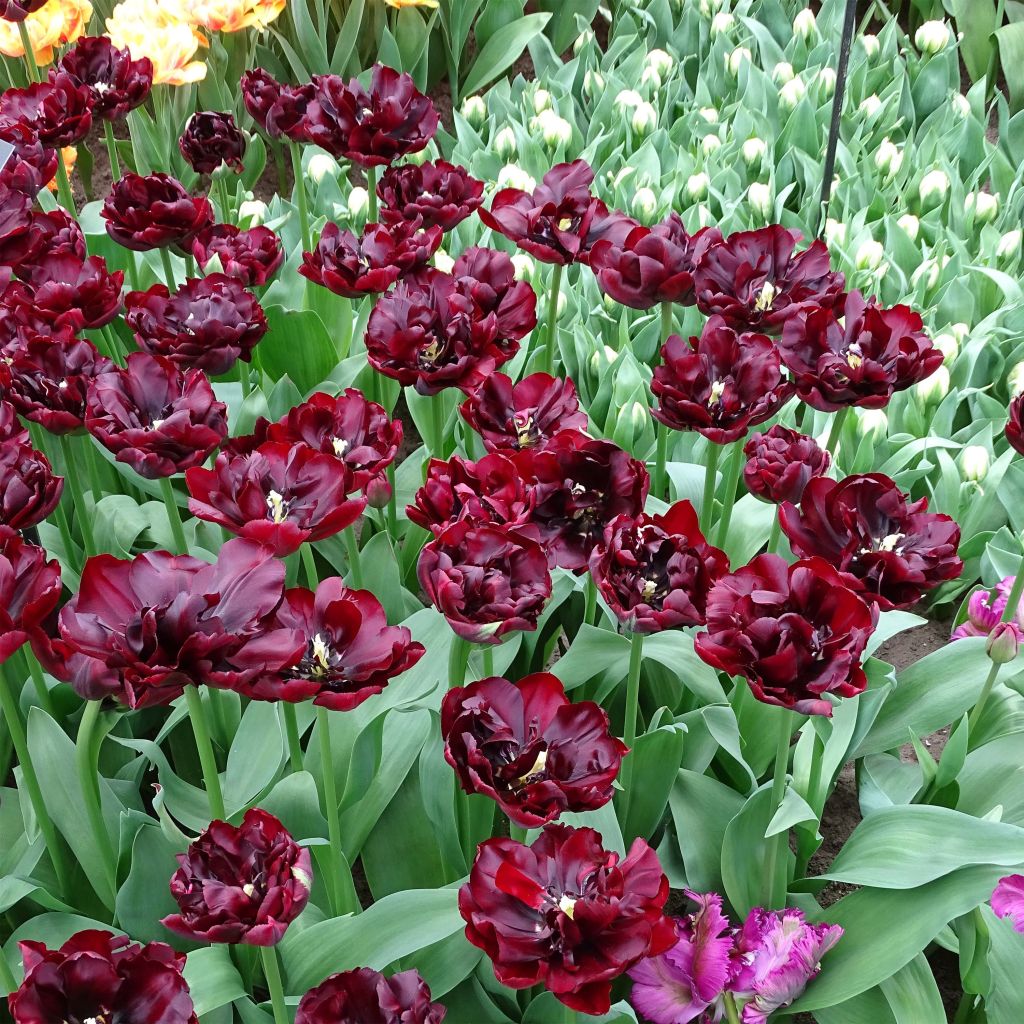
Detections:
[300, 541, 319, 590]
[713, 440, 744, 550]
[541, 263, 564, 375]
[216, 170, 233, 224]
[184, 685, 226, 820]
[699, 442, 721, 535]
[583, 575, 598, 627]
[24, 651, 53, 718]
[54, 151, 76, 215]
[103, 119, 121, 181]
[316, 704, 352, 917]
[83, 434, 104, 507]
[482, 645, 494, 677]
[281, 703, 303, 773]
[158, 477, 189, 554]
[76, 700, 118, 900]
[621, 631, 645, 815]
[366, 164, 379, 223]
[259, 945, 290, 1024]
[58, 434, 96, 557]
[158, 247, 177, 292]
[17, 20, 40, 82]
[825, 406, 850, 458]
[763, 711, 793, 909]
[237, 357, 251, 398]
[0, 658, 71, 897]
[342, 528, 363, 589]
[430, 393, 446, 457]
[448, 635, 472, 688]
[653, 425, 670, 502]
[288, 142, 312, 253]
[126, 252, 143, 293]
[767, 515, 782, 555]
[723, 992, 743, 1024]
[386, 463, 397, 535]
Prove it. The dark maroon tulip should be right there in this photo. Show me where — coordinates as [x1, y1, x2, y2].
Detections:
[12, 252, 124, 330]
[460, 372, 587, 452]
[0, 207, 86, 273]
[578, 201, 640, 266]
[743, 425, 831, 506]
[695, 554, 877, 716]
[0, 528, 61, 665]
[452, 246, 538, 341]
[0, 298, 78, 361]
[125, 274, 268, 376]
[651, 316, 794, 444]
[778, 473, 963, 611]
[1, 336, 114, 434]
[377, 160, 484, 231]
[263, 389, 401, 502]
[8, 931, 198, 1024]
[514, 431, 650, 572]
[32, 616, 121, 702]
[407, 452, 534, 535]
[478, 159, 601, 266]
[0, 122, 57, 197]
[56, 538, 304, 708]
[0, 0, 48, 21]
[0, 74, 92, 148]
[299, 219, 442, 299]
[589, 215, 723, 309]
[240, 69, 316, 142]
[186, 442, 366, 557]
[693, 226, 846, 335]
[85, 353, 228, 479]
[589, 500, 728, 633]
[0, 183, 33, 261]
[191, 223, 284, 286]
[162, 808, 312, 946]
[308, 64, 439, 166]
[365, 268, 517, 396]
[418, 519, 552, 644]
[296, 968, 446, 1024]
[779, 290, 943, 411]
[57, 36, 153, 121]
[460, 824, 676, 1014]
[1008, 395, 1024, 457]
[0, 399, 28, 445]
[237, 578, 424, 709]
[179, 110, 246, 175]
[102, 173, 215, 252]
[441, 673, 627, 827]
[0, 443, 63, 531]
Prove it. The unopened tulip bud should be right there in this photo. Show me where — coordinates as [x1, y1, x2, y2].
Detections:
[347, 186, 368, 218]
[646, 48, 674, 76]
[556, 291, 567, 318]
[779, 77, 807, 110]
[915, 19, 951, 56]
[987, 622, 1020, 664]
[632, 186, 658, 220]
[875, 137, 903, 178]
[701, 133, 722, 156]
[966, 191, 999, 224]
[590, 345, 618, 374]
[615, 89, 643, 110]
[742, 137, 767, 165]
[632, 102, 658, 137]
[824, 218, 847, 248]
[494, 126, 517, 159]
[307, 153, 339, 184]
[952, 93, 971, 119]
[712, 12, 736, 35]
[433, 249, 454, 274]
[612, 166, 635, 189]
[748, 182, 773, 219]
[951, 323, 970, 344]
[603, 291, 620, 313]
[860, 34, 879, 58]
[532, 88, 553, 114]
[238, 199, 267, 225]
[511, 252, 535, 282]
[817, 67, 837, 98]
[859, 94, 882, 117]
[686, 173, 709, 201]
[583, 70, 605, 101]
[1008, 361, 1024, 398]
[794, 9, 817, 40]
[858, 408, 889, 442]
[772, 62, 795, 85]
[856, 239, 884, 271]
[727, 47, 752, 76]
[698, 106, 719, 123]
[573, 29, 595, 55]
[461, 95, 486, 128]
[641, 66, 662, 90]
[912, 258, 942, 291]
[932, 332, 958, 363]
[997, 229, 1022, 263]
[497, 164, 535, 192]
[533, 109, 573, 149]
[919, 169, 949, 207]
[915, 365, 950, 404]
[898, 213, 920, 240]
[961, 445, 990, 482]
[699, 0, 723, 14]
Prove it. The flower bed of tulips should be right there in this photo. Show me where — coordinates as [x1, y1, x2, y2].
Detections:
[5, 1, 1024, 1023]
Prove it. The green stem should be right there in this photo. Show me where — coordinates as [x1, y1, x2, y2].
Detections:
[159, 477, 188, 555]
[237, 357, 251, 398]
[301, 541, 319, 589]
[126, 252, 143, 293]
[767, 516, 782, 555]
[968, 660, 1002, 734]
[83, 436, 105, 506]
[59, 434, 96, 557]
[825, 406, 850, 459]
[54, 157, 76, 216]
[713, 441, 744, 550]
[51, 499, 77, 571]
[289, 142, 312, 253]
[216, 170, 233, 224]
[366, 164, 379, 223]
[342, 528, 363, 589]
[25, 651, 54, 718]
[654, 425, 670, 502]
[430, 393, 446, 456]
[100, 325, 126, 362]
[699, 442, 721, 535]
[541, 263, 564, 374]
[448, 635, 472, 688]
[0, 658, 71, 897]
[621, 631, 645, 814]
[316, 704, 355, 916]
[102, 119, 121, 181]
[723, 992, 743, 1024]
[76, 700, 117, 898]
[386, 463, 397, 535]
[763, 711, 793, 908]
[281, 703, 303, 772]
[17, 20, 40, 82]
[259, 945, 290, 1024]
[482, 645, 494, 677]
[583, 575, 598, 627]
[184, 685, 226, 819]
[158, 247, 177, 292]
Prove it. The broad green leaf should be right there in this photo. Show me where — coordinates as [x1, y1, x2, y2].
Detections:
[115, 823, 183, 944]
[182, 945, 246, 1016]
[878, 953, 947, 1023]
[670, 770, 745, 894]
[461, 14, 550, 97]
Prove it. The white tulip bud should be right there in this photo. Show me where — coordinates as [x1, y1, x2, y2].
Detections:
[966, 191, 1000, 224]
[238, 199, 267, 225]
[701, 133, 722, 156]
[346, 186, 368, 218]
[686, 172, 709, 201]
[573, 29, 595, 55]
[632, 101, 658, 137]
[611, 166, 635, 189]
[615, 89, 644, 110]
[932, 332, 959, 363]
[915, 365, 950, 404]
[961, 445, 990, 482]
[856, 239, 885, 271]
[911, 257, 942, 291]
[779, 77, 807, 111]
[860, 33, 879, 58]
[646, 48, 674, 76]
[494, 126, 517, 159]
[532, 88, 553, 114]
[726, 46, 752, 77]
[556, 291, 567, 318]
[748, 182, 773, 219]
[997, 229, 1022, 262]
[532, 109, 573, 149]
[918, 169, 949, 207]
[583, 70, 605, 101]
[433, 249, 455, 274]
[858, 408, 889, 442]
[699, 0, 723, 14]
[874, 137, 903, 179]
[915, 19, 951, 56]
[632, 186, 658, 220]
[711, 12, 736, 35]
[858, 94, 882, 117]
[950, 323, 970, 343]
[897, 213, 920, 240]
[952, 93, 971, 119]
[602, 291, 620, 314]
[511, 252, 535, 282]
[823, 218, 847, 248]
[793, 8, 817, 41]
[698, 106, 719, 123]
[307, 153, 339, 185]
[460, 95, 486, 128]
[641, 66, 663, 90]
[630, 401, 648, 431]
[816, 67, 837, 98]
[497, 164, 535, 192]
[590, 344, 619, 374]
[1008, 361, 1024, 398]
[772, 62, 795, 85]
[742, 137, 767, 165]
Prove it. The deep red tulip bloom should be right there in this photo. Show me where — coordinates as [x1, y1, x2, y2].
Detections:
[299, 220, 442, 299]
[693, 226, 845, 335]
[13, 252, 124, 330]
[163, 808, 312, 947]
[778, 473, 963, 611]
[0, 399, 28, 445]
[460, 372, 587, 452]
[85, 353, 228, 479]
[589, 501, 729, 633]
[179, 110, 246, 174]
[1, 336, 114, 434]
[779, 290, 943, 411]
[514, 431, 650, 572]
[0, 207, 86, 273]
[240, 69, 315, 142]
[296, 968, 446, 1024]
[0, 528, 61, 665]
[696, 554, 877, 716]
[0, 0, 47, 21]
[590, 215, 723, 309]
[0, 74, 92, 148]
[263, 389, 401, 502]
[651, 316, 794, 444]
[0, 183, 34, 263]
[186, 442, 366, 557]
[57, 36, 153, 121]
[238, 578, 424, 709]
[377, 160, 484, 231]
[102, 173, 215, 252]
[308, 64, 439, 166]
[365, 268, 517, 395]
[577, 201, 640, 267]
[441, 673, 627, 828]
[407, 452, 534, 535]
[743, 425, 831, 506]
[452, 247, 538, 341]
[56, 538, 304, 708]
[460, 824, 676, 1014]
[0, 122, 58, 197]
[0, 443, 63, 531]
[191, 223, 284, 286]
[418, 519, 552, 644]
[125, 274, 268, 376]
[8, 931, 197, 1024]
[1008, 395, 1024, 457]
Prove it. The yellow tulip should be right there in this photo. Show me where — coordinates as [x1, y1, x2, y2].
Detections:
[46, 146, 77, 193]
[385, 0, 440, 6]
[185, 0, 286, 31]
[107, 0, 208, 86]
[59, 0, 93, 46]
[0, 0, 65, 64]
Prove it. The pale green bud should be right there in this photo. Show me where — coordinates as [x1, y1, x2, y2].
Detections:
[573, 29, 595, 55]
[748, 182, 773, 219]
[874, 137, 903, 178]
[966, 191, 1000, 224]
[915, 19, 951, 55]
[726, 46, 752, 77]
[346, 186, 368, 218]
[918, 169, 949, 207]
[997, 229, 1022, 263]
[858, 408, 889, 442]
[698, 106, 719, 123]
[511, 252, 535, 282]
[960, 445, 990, 482]
[911, 257, 943, 291]
[915, 365, 950, 404]
[823, 218, 847, 248]
[307, 153, 339, 184]
[433, 249, 455, 274]
[859, 94, 882, 117]
[497, 164, 535, 192]
[701, 133, 722, 156]
[779, 77, 807, 111]
[855, 239, 885, 271]
[772, 62, 795, 85]
[460, 95, 486, 128]
[952, 93, 971, 119]
[742, 137, 767, 166]
[494, 126, 517, 159]
[1007, 361, 1024, 398]
[860, 34, 879, 58]
[238, 199, 267, 225]
[640, 66, 662, 91]
[793, 9, 817, 41]
[532, 88, 553, 114]
[632, 101, 658, 137]
[646, 48, 674, 76]
[698, 0, 723, 14]
[532, 109, 573, 149]
[932, 332, 958, 364]
[632, 186, 658, 221]
[816, 67, 837, 98]
[615, 89, 644, 110]
[711, 12, 735, 35]
[950, 323, 970, 344]
[897, 213, 920, 240]
[686, 172, 709, 201]
[583, 70, 605, 101]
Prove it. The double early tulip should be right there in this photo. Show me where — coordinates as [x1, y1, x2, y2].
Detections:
[1006, 394, 1024, 456]
[241, 68, 314, 141]
[102, 172, 214, 252]
[179, 110, 246, 174]
[0, 528, 61, 665]
[0, 73, 92, 148]
[296, 968, 446, 1024]
[743, 424, 831, 505]
[191, 223, 284, 286]
[377, 159, 484, 231]
[0, 442, 63, 531]
[12, 252, 124, 330]
[57, 35, 153, 121]
[0, 122, 57, 196]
